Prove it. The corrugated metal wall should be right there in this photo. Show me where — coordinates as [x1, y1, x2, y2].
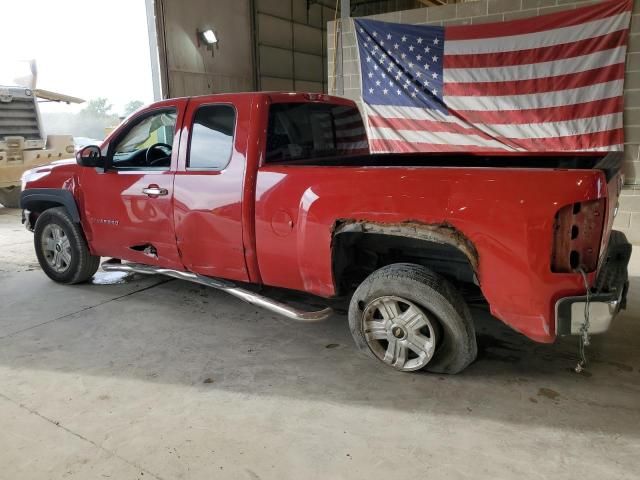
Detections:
[154, 0, 255, 97]
[254, 0, 336, 92]
[153, 0, 426, 96]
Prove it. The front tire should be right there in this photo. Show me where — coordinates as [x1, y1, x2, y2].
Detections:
[33, 207, 100, 284]
[348, 263, 477, 374]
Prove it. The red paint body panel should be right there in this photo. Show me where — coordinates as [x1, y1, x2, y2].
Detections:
[22, 92, 621, 344]
[81, 169, 182, 268]
[254, 166, 608, 342]
[80, 98, 188, 270]
[172, 96, 250, 281]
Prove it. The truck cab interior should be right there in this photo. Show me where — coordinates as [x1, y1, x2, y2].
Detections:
[109, 110, 177, 170]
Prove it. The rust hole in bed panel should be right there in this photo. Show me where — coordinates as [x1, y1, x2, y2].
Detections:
[551, 200, 605, 273]
[571, 225, 579, 239]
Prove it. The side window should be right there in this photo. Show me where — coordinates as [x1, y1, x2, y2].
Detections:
[111, 109, 177, 170]
[188, 105, 235, 170]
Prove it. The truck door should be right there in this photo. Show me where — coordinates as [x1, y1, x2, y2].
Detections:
[80, 101, 185, 269]
[172, 98, 249, 282]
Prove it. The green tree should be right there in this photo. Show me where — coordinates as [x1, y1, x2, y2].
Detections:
[124, 100, 144, 116]
[82, 97, 114, 117]
[74, 97, 120, 139]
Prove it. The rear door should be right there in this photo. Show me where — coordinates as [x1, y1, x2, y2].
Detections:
[172, 97, 250, 281]
[80, 100, 186, 269]
[254, 99, 369, 291]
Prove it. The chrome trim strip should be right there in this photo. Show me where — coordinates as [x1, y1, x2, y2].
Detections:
[101, 260, 332, 322]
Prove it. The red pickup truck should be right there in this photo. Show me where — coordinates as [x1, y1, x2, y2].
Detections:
[20, 92, 631, 374]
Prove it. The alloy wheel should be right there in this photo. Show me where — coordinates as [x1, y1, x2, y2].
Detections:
[41, 224, 72, 273]
[362, 295, 438, 371]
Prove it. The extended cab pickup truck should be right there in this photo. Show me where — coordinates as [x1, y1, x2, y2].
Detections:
[20, 92, 631, 374]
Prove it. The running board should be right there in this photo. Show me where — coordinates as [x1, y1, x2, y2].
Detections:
[101, 259, 332, 322]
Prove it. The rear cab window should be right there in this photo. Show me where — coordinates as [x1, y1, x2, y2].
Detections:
[265, 103, 368, 163]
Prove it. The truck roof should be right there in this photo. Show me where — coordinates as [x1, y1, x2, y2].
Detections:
[163, 91, 358, 106]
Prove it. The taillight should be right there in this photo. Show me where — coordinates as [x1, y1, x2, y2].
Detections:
[551, 199, 606, 273]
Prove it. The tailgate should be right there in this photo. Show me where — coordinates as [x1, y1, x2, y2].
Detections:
[597, 152, 625, 272]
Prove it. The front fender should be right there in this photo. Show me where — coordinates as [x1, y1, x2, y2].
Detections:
[20, 188, 81, 223]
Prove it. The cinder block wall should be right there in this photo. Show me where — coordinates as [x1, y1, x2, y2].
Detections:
[328, 0, 640, 243]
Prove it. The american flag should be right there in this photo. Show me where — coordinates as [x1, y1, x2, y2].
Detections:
[355, 0, 633, 153]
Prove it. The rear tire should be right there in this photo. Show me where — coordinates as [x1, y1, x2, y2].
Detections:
[348, 263, 477, 374]
[33, 207, 100, 284]
[0, 186, 21, 208]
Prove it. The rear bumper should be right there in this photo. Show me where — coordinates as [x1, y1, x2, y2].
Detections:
[555, 230, 631, 336]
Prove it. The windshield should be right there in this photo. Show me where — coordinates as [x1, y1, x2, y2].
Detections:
[265, 103, 368, 163]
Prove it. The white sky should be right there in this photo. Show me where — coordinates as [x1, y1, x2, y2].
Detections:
[0, 0, 154, 116]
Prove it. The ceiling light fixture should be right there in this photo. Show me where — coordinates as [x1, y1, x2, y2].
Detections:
[198, 28, 218, 46]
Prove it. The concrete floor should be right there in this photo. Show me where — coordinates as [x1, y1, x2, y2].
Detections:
[1, 206, 639, 480]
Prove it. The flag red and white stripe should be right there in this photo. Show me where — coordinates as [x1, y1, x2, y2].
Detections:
[356, 0, 632, 153]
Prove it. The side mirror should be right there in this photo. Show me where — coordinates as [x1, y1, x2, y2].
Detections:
[76, 145, 104, 168]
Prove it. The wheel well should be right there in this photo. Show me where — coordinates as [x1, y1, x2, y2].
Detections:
[332, 221, 482, 301]
[24, 201, 65, 230]
[20, 189, 81, 227]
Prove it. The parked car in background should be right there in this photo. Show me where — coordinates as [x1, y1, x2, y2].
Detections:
[73, 137, 103, 152]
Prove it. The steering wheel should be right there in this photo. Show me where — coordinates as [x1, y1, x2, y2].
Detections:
[145, 143, 172, 166]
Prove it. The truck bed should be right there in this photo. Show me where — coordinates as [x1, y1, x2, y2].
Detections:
[254, 159, 622, 342]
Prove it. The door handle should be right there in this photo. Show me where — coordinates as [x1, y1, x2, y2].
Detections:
[142, 186, 168, 196]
